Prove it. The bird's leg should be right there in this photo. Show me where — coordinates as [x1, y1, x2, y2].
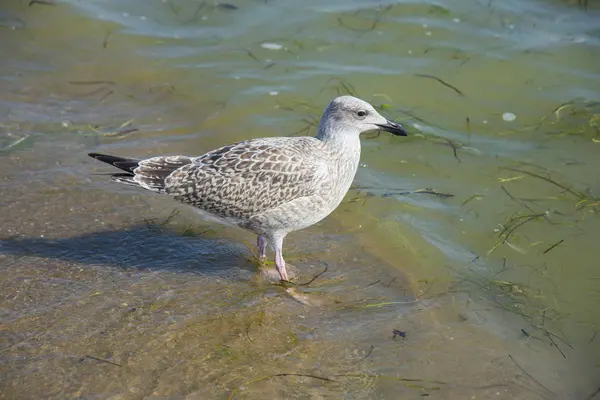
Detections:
[257, 235, 267, 261]
[275, 248, 289, 282]
[272, 234, 289, 281]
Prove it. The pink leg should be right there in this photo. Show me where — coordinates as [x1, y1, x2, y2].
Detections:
[275, 248, 289, 281]
[272, 234, 289, 281]
[268, 232, 289, 281]
[257, 235, 267, 260]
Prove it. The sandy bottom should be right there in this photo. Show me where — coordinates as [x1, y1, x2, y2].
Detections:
[0, 154, 593, 399]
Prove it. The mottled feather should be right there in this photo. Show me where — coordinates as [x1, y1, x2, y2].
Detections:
[165, 137, 329, 219]
[134, 155, 192, 192]
[88, 95, 407, 282]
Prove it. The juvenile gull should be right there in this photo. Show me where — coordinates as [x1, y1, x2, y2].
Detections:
[89, 96, 407, 281]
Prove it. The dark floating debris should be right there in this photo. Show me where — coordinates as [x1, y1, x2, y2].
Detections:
[501, 167, 585, 200]
[278, 262, 329, 287]
[102, 30, 112, 49]
[80, 355, 122, 367]
[29, 0, 55, 6]
[360, 344, 374, 361]
[392, 329, 406, 340]
[586, 386, 600, 400]
[337, 5, 394, 33]
[382, 188, 454, 199]
[346, 187, 453, 206]
[68, 80, 116, 86]
[520, 329, 543, 343]
[508, 354, 556, 397]
[415, 73, 465, 96]
[229, 373, 337, 399]
[542, 239, 564, 254]
[88, 119, 138, 138]
[217, 3, 239, 10]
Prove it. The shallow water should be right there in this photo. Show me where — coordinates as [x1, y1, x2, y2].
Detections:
[1, 0, 599, 399]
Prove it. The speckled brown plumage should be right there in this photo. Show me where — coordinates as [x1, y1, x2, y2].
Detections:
[165, 137, 329, 220]
[89, 95, 407, 281]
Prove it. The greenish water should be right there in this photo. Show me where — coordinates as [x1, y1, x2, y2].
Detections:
[1, 0, 599, 399]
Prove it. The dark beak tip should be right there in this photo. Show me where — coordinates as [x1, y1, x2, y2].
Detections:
[378, 121, 407, 136]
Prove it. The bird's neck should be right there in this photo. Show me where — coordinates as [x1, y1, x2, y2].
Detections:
[316, 123, 361, 177]
[315, 123, 362, 209]
[316, 122, 361, 154]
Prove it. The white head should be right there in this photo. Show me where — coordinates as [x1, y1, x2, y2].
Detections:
[317, 95, 406, 142]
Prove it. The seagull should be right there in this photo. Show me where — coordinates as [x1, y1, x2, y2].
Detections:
[89, 95, 407, 281]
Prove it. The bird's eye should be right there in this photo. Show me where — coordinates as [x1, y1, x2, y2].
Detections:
[356, 110, 368, 118]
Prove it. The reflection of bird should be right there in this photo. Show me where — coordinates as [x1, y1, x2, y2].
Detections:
[89, 96, 407, 281]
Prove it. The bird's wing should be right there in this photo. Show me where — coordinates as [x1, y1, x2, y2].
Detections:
[163, 137, 328, 219]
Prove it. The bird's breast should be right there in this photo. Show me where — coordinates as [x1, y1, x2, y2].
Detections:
[318, 147, 361, 211]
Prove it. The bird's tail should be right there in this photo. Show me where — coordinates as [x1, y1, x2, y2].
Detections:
[89, 152, 192, 192]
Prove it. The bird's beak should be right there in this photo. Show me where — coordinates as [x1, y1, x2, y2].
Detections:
[376, 120, 407, 136]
